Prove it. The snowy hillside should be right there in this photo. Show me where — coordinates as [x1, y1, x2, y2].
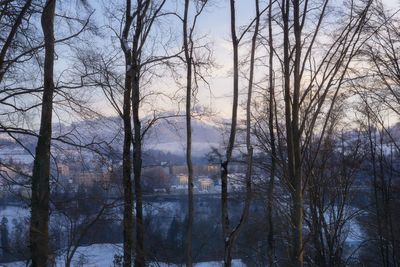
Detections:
[62, 114, 224, 156]
[0, 114, 224, 164]
[2, 243, 246, 267]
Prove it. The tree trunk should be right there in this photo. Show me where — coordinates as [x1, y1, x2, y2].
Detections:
[121, 1, 134, 266]
[30, 0, 56, 266]
[183, 0, 194, 266]
[292, 0, 304, 265]
[0, 0, 32, 84]
[366, 112, 387, 267]
[122, 67, 134, 267]
[221, 1, 239, 266]
[266, 0, 276, 264]
[132, 74, 145, 267]
[222, 1, 259, 266]
[282, 0, 303, 264]
[132, 2, 145, 266]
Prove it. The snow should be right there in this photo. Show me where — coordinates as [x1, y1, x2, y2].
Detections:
[381, 143, 396, 156]
[150, 260, 246, 267]
[144, 201, 180, 216]
[145, 142, 220, 156]
[0, 243, 121, 267]
[0, 205, 30, 231]
[0, 206, 29, 220]
[58, 243, 121, 267]
[2, 243, 247, 267]
[346, 220, 364, 244]
[193, 260, 245, 267]
[0, 147, 34, 164]
[1, 261, 26, 267]
[121, 38, 131, 51]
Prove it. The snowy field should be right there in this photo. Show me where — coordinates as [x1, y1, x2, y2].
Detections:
[1, 243, 246, 267]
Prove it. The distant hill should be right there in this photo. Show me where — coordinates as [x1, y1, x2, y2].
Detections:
[64, 114, 224, 156]
[143, 115, 223, 156]
[0, 114, 225, 164]
[8, 114, 400, 164]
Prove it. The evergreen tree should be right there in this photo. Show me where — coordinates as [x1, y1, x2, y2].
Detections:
[167, 216, 181, 245]
[1, 216, 9, 261]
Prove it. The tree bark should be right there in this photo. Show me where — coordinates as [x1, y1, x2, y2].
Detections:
[30, 0, 56, 266]
[0, 0, 33, 84]
[281, 0, 303, 264]
[221, 1, 239, 265]
[266, 0, 276, 264]
[291, 0, 304, 265]
[132, 68, 145, 267]
[132, 2, 147, 266]
[121, 1, 134, 266]
[222, 1, 259, 266]
[183, 0, 194, 266]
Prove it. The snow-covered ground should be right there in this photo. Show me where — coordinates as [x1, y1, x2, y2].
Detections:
[346, 220, 364, 244]
[0, 205, 30, 231]
[1, 243, 246, 267]
[0, 206, 30, 220]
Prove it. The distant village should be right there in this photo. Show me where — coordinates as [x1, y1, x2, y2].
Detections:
[0, 148, 248, 199]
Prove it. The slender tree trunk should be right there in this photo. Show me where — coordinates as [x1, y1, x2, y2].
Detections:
[30, 1, 56, 266]
[183, 0, 194, 266]
[121, 1, 134, 266]
[282, 0, 296, 264]
[291, 124, 303, 267]
[266, 0, 276, 264]
[0, 0, 32, 84]
[366, 112, 387, 267]
[122, 68, 134, 267]
[282, 0, 303, 264]
[132, 2, 145, 266]
[132, 72, 145, 267]
[222, 1, 259, 266]
[221, 1, 239, 265]
[378, 132, 390, 267]
[120, 1, 162, 265]
[292, 0, 303, 265]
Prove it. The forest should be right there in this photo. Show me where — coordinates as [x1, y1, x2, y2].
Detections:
[0, 0, 400, 266]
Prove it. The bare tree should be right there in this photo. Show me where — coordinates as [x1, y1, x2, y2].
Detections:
[29, 0, 56, 265]
[120, 1, 134, 266]
[181, 0, 210, 265]
[362, 1, 400, 118]
[350, 3, 400, 264]
[304, 110, 364, 266]
[220, 0, 261, 266]
[182, 0, 193, 265]
[268, 0, 373, 265]
[266, 0, 277, 264]
[126, 1, 168, 265]
[51, 185, 118, 267]
[0, 0, 34, 84]
[91, 1, 170, 265]
[354, 100, 400, 267]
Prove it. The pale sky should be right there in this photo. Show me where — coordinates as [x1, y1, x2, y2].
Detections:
[80, 0, 400, 120]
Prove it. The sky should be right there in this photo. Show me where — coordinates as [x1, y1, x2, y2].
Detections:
[184, 0, 400, 119]
[73, 0, 400, 121]
[76, 0, 250, 118]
